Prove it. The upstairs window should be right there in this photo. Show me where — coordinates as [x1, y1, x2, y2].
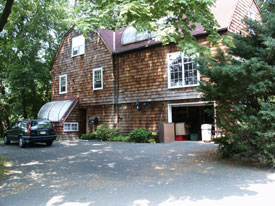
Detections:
[72, 35, 85, 57]
[59, 74, 67, 94]
[93, 68, 103, 90]
[248, 8, 256, 20]
[168, 52, 199, 88]
[121, 27, 156, 45]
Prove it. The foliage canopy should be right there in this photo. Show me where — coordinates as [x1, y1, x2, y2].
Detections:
[75, 0, 221, 55]
[0, 0, 71, 135]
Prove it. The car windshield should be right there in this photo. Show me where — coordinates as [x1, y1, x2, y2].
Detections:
[31, 120, 53, 129]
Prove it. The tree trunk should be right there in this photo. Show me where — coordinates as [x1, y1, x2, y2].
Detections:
[0, 0, 15, 32]
[21, 89, 28, 118]
[31, 81, 38, 118]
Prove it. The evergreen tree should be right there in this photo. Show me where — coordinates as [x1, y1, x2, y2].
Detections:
[198, 13, 275, 167]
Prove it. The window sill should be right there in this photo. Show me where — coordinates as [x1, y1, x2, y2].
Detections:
[71, 53, 85, 58]
[64, 131, 79, 132]
[93, 88, 103, 91]
[168, 84, 199, 89]
[59, 91, 67, 94]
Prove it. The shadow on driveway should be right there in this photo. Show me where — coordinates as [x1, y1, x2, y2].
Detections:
[0, 141, 274, 206]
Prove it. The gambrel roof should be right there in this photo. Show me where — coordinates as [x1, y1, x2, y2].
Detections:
[98, 0, 259, 54]
[52, 0, 260, 63]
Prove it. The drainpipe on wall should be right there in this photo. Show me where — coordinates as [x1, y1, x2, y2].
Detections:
[115, 54, 120, 128]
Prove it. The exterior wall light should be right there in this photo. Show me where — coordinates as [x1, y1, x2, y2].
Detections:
[136, 101, 141, 111]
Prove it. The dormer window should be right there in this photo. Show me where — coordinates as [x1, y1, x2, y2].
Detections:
[121, 27, 156, 45]
[72, 35, 85, 57]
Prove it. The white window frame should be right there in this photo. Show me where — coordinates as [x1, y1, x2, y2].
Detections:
[167, 52, 200, 89]
[93, 67, 103, 90]
[72, 35, 85, 57]
[64, 122, 79, 132]
[59, 74, 67, 94]
[248, 8, 256, 21]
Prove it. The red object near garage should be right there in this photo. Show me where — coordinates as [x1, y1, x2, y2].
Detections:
[175, 135, 189, 141]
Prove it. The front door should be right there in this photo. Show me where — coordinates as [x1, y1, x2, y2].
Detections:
[79, 109, 87, 135]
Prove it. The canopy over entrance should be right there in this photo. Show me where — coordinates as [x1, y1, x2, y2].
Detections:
[38, 97, 78, 125]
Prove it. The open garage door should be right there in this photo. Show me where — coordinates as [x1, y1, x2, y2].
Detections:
[168, 102, 215, 140]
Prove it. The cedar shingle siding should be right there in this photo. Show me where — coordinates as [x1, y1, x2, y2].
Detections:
[50, 0, 261, 139]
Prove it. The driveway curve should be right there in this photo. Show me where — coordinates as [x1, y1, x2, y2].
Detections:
[0, 141, 274, 206]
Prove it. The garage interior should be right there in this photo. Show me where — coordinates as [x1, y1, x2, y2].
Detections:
[172, 105, 214, 140]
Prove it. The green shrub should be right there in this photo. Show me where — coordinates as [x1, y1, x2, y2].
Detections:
[80, 132, 97, 140]
[152, 132, 159, 143]
[95, 124, 121, 141]
[109, 135, 130, 142]
[129, 128, 153, 143]
[148, 138, 156, 143]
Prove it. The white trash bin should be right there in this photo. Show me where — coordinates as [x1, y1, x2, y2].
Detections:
[201, 124, 212, 141]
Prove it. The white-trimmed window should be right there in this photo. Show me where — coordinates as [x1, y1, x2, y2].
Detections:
[168, 52, 199, 88]
[93, 67, 103, 90]
[72, 35, 85, 57]
[59, 74, 67, 94]
[248, 8, 256, 20]
[64, 122, 79, 132]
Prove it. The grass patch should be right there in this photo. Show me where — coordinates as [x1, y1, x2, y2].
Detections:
[0, 136, 3, 142]
[0, 156, 8, 179]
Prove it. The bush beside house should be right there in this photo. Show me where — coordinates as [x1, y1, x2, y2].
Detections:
[81, 125, 158, 143]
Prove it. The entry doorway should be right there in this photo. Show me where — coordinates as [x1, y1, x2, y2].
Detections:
[79, 109, 87, 136]
[168, 102, 215, 140]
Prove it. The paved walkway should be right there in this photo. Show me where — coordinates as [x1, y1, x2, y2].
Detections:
[0, 141, 274, 206]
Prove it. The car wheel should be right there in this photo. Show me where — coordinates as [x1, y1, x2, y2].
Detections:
[46, 141, 53, 146]
[4, 135, 10, 145]
[19, 137, 25, 148]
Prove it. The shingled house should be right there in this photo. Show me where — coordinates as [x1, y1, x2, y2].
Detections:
[38, 0, 261, 139]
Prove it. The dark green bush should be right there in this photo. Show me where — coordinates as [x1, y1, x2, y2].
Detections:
[129, 128, 153, 143]
[80, 132, 97, 140]
[95, 124, 121, 141]
[109, 135, 130, 142]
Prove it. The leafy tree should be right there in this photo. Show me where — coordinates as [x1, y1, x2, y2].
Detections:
[257, 0, 275, 14]
[74, 0, 220, 55]
[198, 13, 275, 167]
[0, 0, 71, 135]
[0, 0, 14, 32]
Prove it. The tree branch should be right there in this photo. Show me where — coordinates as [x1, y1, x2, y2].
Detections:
[0, 0, 15, 32]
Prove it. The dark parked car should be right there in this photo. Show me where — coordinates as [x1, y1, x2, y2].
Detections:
[4, 119, 57, 148]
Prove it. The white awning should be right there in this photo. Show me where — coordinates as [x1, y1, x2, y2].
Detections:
[38, 98, 78, 123]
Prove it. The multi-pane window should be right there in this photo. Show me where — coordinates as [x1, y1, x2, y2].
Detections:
[122, 27, 157, 45]
[93, 68, 103, 90]
[64, 122, 78, 132]
[248, 8, 256, 20]
[59, 74, 67, 94]
[168, 52, 199, 88]
[72, 35, 85, 57]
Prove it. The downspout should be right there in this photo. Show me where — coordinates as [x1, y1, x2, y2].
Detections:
[113, 30, 120, 128]
[115, 54, 120, 128]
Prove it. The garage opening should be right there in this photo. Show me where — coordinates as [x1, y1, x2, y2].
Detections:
[168, 102, 215, 141]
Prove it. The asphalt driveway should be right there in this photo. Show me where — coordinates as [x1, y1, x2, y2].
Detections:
[0, 141, 274, 206]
